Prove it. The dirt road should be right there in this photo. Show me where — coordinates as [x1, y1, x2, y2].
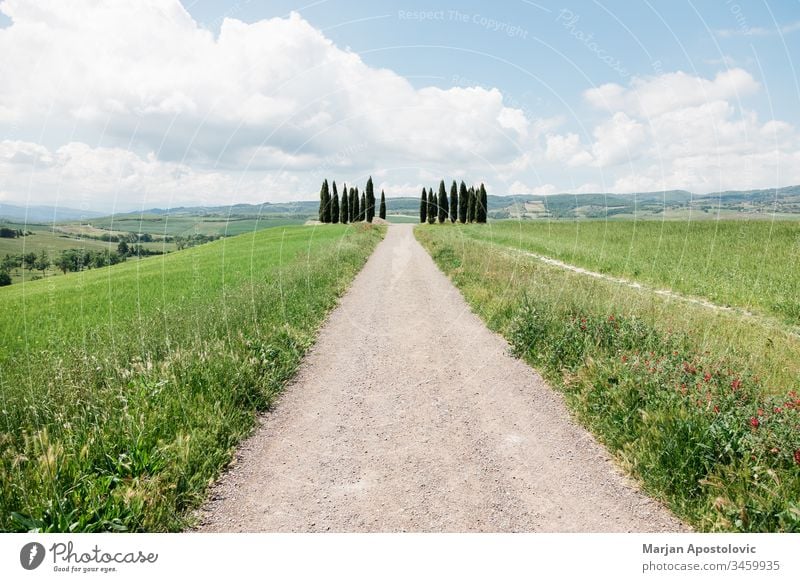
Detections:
[198, 224, 684, 532]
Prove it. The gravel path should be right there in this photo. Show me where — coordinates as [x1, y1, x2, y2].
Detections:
[198, 224, 685, 532]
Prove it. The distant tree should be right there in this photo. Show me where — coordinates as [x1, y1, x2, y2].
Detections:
[437, 180, 448, 223]
[351, 187, 359, 222]
[0, 227, 17, 238]
[23, 251, 37, 271]
[0, 270, 10, 286]
[427, 188, 436, 224]
[478, 183, 488, 223]
[379, 190, 386, 220]
[366, 176, 376, 223]
[449, 181, 458, 223]
[420, 188, 428, 223]
[360, 192, 366, 222]
[458, 181, 468, 223]
[331, 181, 340, 224]
[347, 188, 353, 222]
[467, 186, 476, 222]
[117, 240, 129, 256]
[340, 182, 349, 224]
[319, 179, 331, 223]
[34, 250, 49, 275]
[2, 254, 20, 272]
[318, 179, 326, 222]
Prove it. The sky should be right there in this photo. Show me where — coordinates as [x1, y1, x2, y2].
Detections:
[1, 0, 800, 212]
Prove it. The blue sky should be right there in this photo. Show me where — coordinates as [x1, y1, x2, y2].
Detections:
[1, 0, 799, 211]
[183, 0, 800, 123]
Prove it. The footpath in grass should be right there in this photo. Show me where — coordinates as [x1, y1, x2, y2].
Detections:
[0, 223, 384, 532]
[416, 224, 800, 532]
[458, 220, 800, 326]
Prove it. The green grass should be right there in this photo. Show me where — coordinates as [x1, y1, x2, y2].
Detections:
[88, 215, 308, 237]
[416, 223, 800, 532]
[0, 223, 384, 532]
[385, 214, 420, 224]
[471, 220, 800, 325]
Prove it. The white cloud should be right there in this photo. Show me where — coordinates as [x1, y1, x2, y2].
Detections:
[545, 133, 593, 167]
[716, 20, 800, 38]
[0, 1, 531, 172]
[583, 69, 759, 117]
[590, 112, 647, 167]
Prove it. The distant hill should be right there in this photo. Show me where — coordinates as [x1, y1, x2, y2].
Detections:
[0, 203, 104, 223]
[6, 185, 800, 227]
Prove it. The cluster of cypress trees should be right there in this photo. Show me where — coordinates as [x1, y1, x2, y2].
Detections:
[420, 180, 487, 224]
[318, 177, 386, 224]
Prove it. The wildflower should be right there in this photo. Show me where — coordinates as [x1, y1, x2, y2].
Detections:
[757, 408, 764, 416]
[774, 407, 783, 414]
[621, 355, 627, 363]
[731, 378, 741, 391]
[749, 417, 759, 429]
[713, 405, 720, 413]
[703, 372, 712, 382]
[794, 450, 800, 466]
[771, 448, 780, 454]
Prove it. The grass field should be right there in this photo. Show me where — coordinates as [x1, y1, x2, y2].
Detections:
[0, 223, 384, 532]
[417, 223, 800, 532]
[88, 214, 308, 237]
[468, 220, 800, 326]
[0, 224, 176, 284]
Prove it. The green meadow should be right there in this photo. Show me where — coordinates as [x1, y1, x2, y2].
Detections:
[0, 223, 383, 532]
[460, 220, 800, 326]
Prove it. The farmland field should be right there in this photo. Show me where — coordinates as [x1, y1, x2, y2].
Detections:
[0, 223, 384, 531]
[416, 223, 800, 532]
[457, 220, 800, 325]
[88, 214, 308, 237]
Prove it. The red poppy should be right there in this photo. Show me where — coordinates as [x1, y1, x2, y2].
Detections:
[774, 407, 783, 414]
[749, 417, 760, 429]
[794, 450, 800, 466]
[713, 405, 720, 413]
[757, 408, 764, 416]
[703, 372, 712, 382]
[731, 378, 741, 391]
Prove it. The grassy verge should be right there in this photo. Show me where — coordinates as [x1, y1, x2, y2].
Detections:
[416, 223, 800, 532]
[0, 223, 384, 532]
[463, 220, 800, 325]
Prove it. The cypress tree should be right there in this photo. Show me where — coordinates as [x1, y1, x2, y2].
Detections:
[467, 186, 475, 223]
[353, 187, 360, 221]
[360, 192, 366, 222]
[379, 190, 386, 220]
[331, 182, 339, 224]
[458, 181, 468, 223]
[449, 180, 458, 223]
[427, 188, 435, 224]
[478, 183, 488, 223]
[319, 179, 329, 222]
[437, 180, 448, 223]
[366, 176, 375, 223]
[340, 182, 349, 224]
[420, 188, 428, 223]
[349, 187, 356, 222]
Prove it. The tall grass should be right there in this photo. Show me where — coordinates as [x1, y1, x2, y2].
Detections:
[416, 224, 800, 532]
[460, 221, 800, 325]
[0, 223, 383, 531]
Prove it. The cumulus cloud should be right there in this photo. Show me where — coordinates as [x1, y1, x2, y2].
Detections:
[0, 1, 530, 170]
[583, 69, 759, 118]
[537, 68, 800, 193]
